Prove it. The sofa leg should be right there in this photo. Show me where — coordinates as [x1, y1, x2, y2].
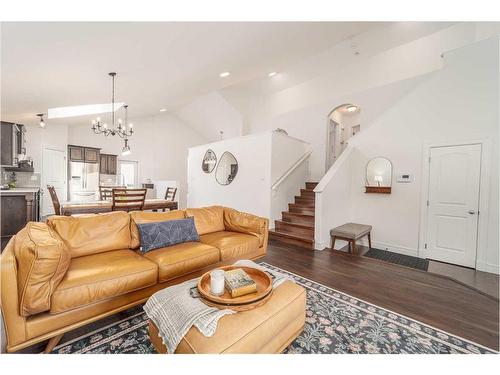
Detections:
[43, 333, 63, 354]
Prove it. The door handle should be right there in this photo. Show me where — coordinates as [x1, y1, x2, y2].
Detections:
[468, 210, 476, 215]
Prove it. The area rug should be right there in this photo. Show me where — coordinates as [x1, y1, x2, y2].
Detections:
[51, 263, 495, 354]
[364, 248, 429, 271]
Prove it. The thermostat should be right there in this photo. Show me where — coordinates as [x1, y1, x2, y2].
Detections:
[397, 173, 412, 183]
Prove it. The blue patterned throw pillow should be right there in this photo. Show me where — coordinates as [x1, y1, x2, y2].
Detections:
[136, 217, 200, 253]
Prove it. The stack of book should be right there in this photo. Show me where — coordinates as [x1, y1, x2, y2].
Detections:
[224, 268, 257, 298]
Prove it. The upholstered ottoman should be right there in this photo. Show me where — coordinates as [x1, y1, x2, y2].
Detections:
[148, 280, 306, 354]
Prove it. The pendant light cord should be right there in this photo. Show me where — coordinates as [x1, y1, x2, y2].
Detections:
[111, 73, 115, 129]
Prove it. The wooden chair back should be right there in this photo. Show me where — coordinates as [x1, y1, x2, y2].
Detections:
[111, 188, 147, 212]
[164, 187, 177, 202]
[46, 185, 61, 215]
[99, 185, 125, 200]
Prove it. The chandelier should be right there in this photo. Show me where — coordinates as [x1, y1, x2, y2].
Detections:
[91, 72, 134, 155]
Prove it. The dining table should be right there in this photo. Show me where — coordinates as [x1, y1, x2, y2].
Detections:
[60, 198, 178, 216]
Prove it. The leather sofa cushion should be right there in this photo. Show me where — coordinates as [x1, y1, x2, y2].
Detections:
[185, 206, 224, 235]
[129, 210, 186, 249]
[150, 280, 306, 353]
[50, 249, 158, 313]
[48, 211, 131, 258]
[223, 207, 268, 247]
[144, 242, 220, 282]
[200, 231, 260, 261]
[14, 222, 71, 317]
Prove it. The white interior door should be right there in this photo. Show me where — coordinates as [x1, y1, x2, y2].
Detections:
[426, 144, 481, 268]
[42, 148, 66, 216]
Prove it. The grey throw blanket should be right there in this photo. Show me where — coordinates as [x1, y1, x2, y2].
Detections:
[143, 260, 291, 353]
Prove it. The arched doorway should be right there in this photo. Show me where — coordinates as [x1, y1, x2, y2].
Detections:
[325, 103, 361, 171]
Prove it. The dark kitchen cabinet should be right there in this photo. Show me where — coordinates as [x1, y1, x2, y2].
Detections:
[68, 145, 84, 161]
[99, 153, 108, 174]
[1, 122, 14, 166]
[100, 154, 117, 175]
[1, 190, 40, 251]
[84, 147, 100, 163]
[68, 145, 100, 163]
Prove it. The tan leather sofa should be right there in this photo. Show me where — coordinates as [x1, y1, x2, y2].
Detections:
[0, 206, 268, 353]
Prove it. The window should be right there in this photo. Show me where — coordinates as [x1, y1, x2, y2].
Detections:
[118, 160, 138, 188]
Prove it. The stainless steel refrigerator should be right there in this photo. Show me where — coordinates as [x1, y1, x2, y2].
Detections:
[68, 161, 99, 202]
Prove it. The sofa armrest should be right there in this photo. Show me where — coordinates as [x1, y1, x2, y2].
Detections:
[223, 208, 269, 248]
[1, 238, 27, 351]
[14, 222, 71, 317]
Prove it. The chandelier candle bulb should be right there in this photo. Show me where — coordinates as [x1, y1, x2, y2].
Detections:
[210, 269, 225, 296]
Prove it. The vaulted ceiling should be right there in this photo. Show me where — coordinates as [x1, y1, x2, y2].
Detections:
[1, 22, 384, 126]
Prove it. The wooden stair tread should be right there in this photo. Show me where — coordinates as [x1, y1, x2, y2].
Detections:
[272, 181, 317, 250]
[269, 229, 314, 243]
[282, 211, 314, 218]
[274, 220, 314, 230]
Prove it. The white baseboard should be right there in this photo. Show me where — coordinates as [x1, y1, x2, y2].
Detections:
[476, 260, 500, 275]
[314, 237, 419, 257]
[314, 241, 327, 250]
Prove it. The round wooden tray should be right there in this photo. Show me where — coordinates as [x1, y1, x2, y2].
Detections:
[201, 290, 273, 312]
[197, 266, 273, 308]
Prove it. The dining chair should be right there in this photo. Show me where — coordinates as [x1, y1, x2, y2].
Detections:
[99, 185, 126, 200]
[164, 187, 177, 202]
[111, 188, 147, 212]
[46, 185, 61, 215]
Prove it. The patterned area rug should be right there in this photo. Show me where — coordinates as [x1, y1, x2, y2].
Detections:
[52, 263, 495, 354]
[364, 248, 429, 271]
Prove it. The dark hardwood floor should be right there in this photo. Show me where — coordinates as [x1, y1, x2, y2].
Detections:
[17, 241, 499, 353]
[262, 241, 499, 351]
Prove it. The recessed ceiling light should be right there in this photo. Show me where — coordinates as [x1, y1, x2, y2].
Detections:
[159, 108, 167, 112]
[346, 105, 358, 112]
[268, 72, 277, 77]
[219, 71, 230, 78]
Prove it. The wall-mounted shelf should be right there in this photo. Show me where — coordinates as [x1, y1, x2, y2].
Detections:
[365, 186, 391, 194]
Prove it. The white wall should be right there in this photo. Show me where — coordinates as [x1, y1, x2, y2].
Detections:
[209, 23, 500, 181]
[315, 37, 499, 273]
[187, 132, 272, 217]
[176, 92, 243, 142]
[270, 133, 310, 224]
[314, 146, 354, 250]
[25, 122, 69, 175]
[68, 114, 207, 208]
[188, 131, 310, 221]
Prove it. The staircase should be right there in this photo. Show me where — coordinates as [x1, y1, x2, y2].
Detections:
[269, 182, 318, 249]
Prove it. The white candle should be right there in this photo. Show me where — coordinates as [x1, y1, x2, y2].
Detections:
[210, 269, 225, 296]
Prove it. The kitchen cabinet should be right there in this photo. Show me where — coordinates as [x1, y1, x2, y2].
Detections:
[1, 122, 14, 166]
[100, 154, 117, 175]
[84, 147, 100, 163]
[1, 189, 40, 251]
[68, 145, 100, 163]
[69, 145, 84, 161]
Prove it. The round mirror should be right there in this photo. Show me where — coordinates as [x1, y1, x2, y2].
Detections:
[366, 157, 392, 187]
[216, 152, 238, 185]
[202, 149, 217, 173]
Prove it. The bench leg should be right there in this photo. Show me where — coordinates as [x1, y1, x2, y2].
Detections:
[44, 333, 63, 353]
[368, 232, 372, 250]
[351, 240, 356, 255]
[331, 236, 336, 250]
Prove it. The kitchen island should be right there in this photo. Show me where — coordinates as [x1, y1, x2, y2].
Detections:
[0, 187, 40, 250]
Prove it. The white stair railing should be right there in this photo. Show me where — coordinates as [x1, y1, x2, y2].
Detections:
[271, 150, 312, 194]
